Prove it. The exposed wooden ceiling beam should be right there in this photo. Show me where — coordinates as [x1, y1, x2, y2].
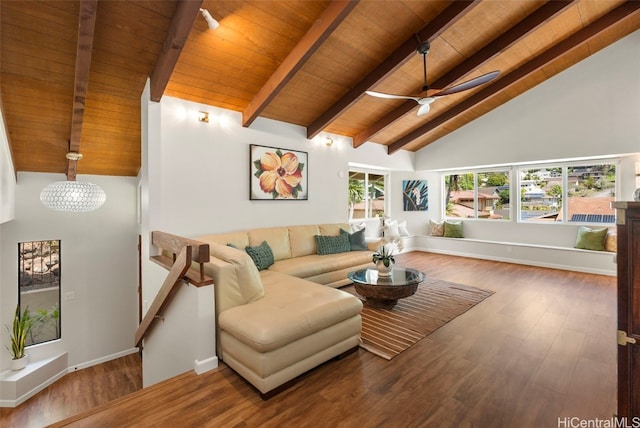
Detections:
[306, 0, 480, 140]
[149, 0, 203, 103]
[387, 1, 640, 155]
[242, 0, 359, 128]
[67, 0, 98, 180]
[354, 0, 574, 148]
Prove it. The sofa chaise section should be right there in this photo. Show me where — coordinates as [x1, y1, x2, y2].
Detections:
[201, 239, 363, 397]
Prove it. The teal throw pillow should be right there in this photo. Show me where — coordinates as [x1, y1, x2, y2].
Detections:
[443, 220, 464, 238]
[574, 226, 608, 251]
[245, 241, 274, 270]
[315, 233, 351, 255]
[340, 228, 368, 251]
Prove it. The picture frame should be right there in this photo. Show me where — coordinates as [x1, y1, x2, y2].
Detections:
[402, 180, 428, 211]
[250, 144, 308, 200]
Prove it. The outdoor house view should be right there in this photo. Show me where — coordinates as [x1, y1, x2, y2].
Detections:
[444, 162, 616, 225]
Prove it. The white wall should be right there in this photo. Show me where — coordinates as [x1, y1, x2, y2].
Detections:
[411, 29, 640, 261]
[139, 90, 414, 386]
[0, 172, 139, 372]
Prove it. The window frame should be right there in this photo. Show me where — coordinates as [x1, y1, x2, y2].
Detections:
[440, 157, 620, 226]
[442, 168, 511, 221]
[516, 160, 618, 225]
[348, 167, 389, 220]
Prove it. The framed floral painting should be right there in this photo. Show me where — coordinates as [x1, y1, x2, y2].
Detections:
[250, 144, 308, 200]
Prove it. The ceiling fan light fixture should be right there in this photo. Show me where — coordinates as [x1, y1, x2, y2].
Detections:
[199, 8, 219, 30]
[40, 180, 106, 213]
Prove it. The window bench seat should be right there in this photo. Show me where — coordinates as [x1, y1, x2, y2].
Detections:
[396, 235, 616, 277]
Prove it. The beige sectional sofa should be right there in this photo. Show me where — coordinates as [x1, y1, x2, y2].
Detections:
[196, 223, 374, 397]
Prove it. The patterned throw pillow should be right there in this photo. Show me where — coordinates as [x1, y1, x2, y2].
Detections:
[574, 226, 608, 251]
[429, 219, 444, 237]
[443, 220, 464, 238]
[315, 233, 351, 255]
[245, 241, 275, 270]
[340, 228, 368, 251]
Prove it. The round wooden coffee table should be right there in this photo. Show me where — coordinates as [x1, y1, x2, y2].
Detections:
[348, 267, 426, 309]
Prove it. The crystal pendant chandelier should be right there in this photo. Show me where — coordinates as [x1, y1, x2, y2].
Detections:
[40, 152, 106, 212]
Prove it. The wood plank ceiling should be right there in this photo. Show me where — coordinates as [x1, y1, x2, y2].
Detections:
[2, 0, 640, 177]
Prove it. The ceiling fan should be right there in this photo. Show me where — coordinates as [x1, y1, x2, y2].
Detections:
[366, 41, 500, 116]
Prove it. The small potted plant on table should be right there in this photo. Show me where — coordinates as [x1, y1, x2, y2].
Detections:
[5, 304, 34, 370]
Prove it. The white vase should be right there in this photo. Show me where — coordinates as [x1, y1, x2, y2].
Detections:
[376, 260, 393, 277]
[11, 355, 28, 371]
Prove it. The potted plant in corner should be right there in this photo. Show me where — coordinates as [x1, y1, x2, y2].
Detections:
[5, 304, 34, 371]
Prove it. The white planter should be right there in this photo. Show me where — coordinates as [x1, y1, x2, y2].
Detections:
[11, 355, 28, 371]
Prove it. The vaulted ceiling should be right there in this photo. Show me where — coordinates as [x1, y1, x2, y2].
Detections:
[2, 0, 640, 177]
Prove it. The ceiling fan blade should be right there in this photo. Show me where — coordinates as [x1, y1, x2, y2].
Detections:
[365, 91, 421, 103]
[432, 70, 500, 97]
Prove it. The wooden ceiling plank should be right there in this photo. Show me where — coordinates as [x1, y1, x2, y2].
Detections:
[354, 0, 575, 148]
[306, 0, 480, 140]
[387, 1, 640, 155]
[242, 0, 359, 128]
[149, 0, 204, 103]
[67, 0, 98, 180]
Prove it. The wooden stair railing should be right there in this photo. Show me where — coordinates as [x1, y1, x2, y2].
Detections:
[135, 231, 214, 348]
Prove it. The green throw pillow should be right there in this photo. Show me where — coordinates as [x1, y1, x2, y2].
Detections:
[443, 220, 464, 238]
[340, 228, 368, 251]
[245, 241, 274, 270]
[315, 233, 351, 255]
[574, 226, 608, 251]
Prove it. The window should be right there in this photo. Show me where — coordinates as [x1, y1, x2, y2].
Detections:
[348, 170, 386, 219]
[519, 162, 616, 224]
[18, 240, 61, 346]
[444, 170, 510, 220]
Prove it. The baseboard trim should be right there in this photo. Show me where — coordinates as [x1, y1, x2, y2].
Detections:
[67, 348, 139, 372]
[194, 356, 218, 375]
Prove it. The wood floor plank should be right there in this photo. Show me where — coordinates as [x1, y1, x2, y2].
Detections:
[0, 252, 618, 427]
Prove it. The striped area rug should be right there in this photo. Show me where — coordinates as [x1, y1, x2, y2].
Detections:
[344, 279, 494, 360]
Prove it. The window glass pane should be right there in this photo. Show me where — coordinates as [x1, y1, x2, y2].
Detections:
[478, 171, 510, 220]
[348, 171, 386, 219]
[519, 168, 562, 222]
[19, 240, 61, 346]
[566, 164, 616, 224]
[348, 172, 365, 219]
[368, 173, 385, 218]
[444, 173, 475, 218]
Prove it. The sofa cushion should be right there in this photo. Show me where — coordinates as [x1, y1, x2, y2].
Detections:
[340, 228, 367, 251]
[319, 223, 351, 236]
[219, 271, 362, 353]
[199, 231, 250, 249]
[206, 243, 264, 306]
[574, 226, 608, 251]
[248, 227, 291, 261]
[245, 241, 275, 270]
[315, 233, 351, 255]
[444, 220, 463, 238]
[289, 225, 320, 258]
[269, 251, 372, 278]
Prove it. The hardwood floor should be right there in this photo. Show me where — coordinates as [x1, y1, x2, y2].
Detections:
[1, 252, 617, 427]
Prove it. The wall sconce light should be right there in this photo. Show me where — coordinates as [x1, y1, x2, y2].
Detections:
[325, 137, 334, 147]
[198, 111, 209, 123]
[199, 8, 219, 30]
